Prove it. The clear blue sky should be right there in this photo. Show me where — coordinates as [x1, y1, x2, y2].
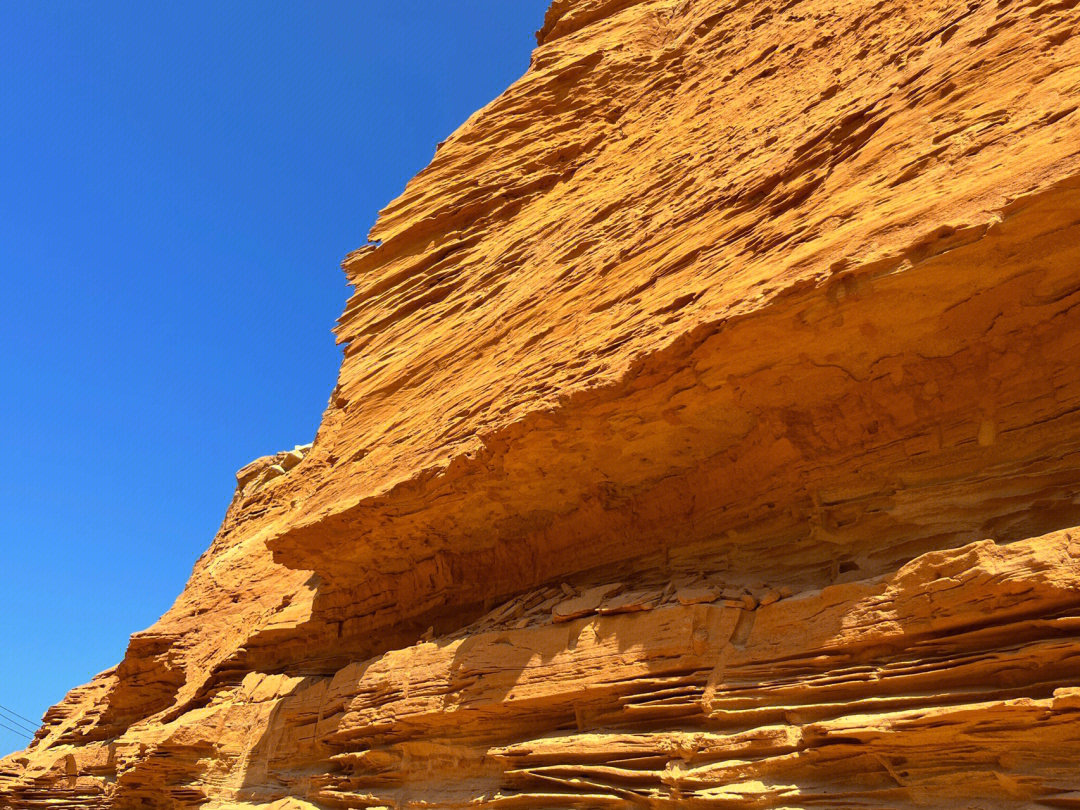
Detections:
[0, 0, 550, 753]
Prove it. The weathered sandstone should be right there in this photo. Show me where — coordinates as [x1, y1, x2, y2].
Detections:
[3, 0, 1080, 807]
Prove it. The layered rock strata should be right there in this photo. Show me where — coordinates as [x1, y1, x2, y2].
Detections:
[3, 0, 1080, 807]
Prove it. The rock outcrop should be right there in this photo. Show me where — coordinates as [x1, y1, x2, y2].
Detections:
[4, 0, 1080, 807]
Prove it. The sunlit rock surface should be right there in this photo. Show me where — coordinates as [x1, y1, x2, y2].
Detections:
[3, 0, 1080, 806]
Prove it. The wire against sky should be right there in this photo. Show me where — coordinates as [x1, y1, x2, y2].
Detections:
[0, 720, 32, 739]
[0, 704, 38, 734]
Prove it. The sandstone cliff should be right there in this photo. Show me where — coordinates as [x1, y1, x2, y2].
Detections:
[4, 0, 1080, 807]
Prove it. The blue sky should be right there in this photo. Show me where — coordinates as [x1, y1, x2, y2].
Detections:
[0, 0, 550, 753]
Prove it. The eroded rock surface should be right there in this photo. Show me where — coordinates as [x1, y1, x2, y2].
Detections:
[4, 0, 1080, 806]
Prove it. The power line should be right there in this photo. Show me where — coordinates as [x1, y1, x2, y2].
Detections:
[0, 703, 37, 727]
[0, 713, 36, 734]
[0, 718, 35, 735]
[0, 718, 31, 739]
[0, 708, 37, 734]
[0, 708, 38, 738]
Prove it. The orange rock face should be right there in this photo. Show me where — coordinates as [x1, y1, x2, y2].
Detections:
[4, 0, 1080, 807]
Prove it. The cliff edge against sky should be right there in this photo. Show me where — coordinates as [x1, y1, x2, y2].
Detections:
[3, 0, 1080, 807]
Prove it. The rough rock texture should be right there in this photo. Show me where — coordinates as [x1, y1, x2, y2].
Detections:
[4, 0, 1080, 807]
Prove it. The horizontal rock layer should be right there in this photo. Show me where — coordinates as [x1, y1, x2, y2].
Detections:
[3, 0, 1080, 807]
